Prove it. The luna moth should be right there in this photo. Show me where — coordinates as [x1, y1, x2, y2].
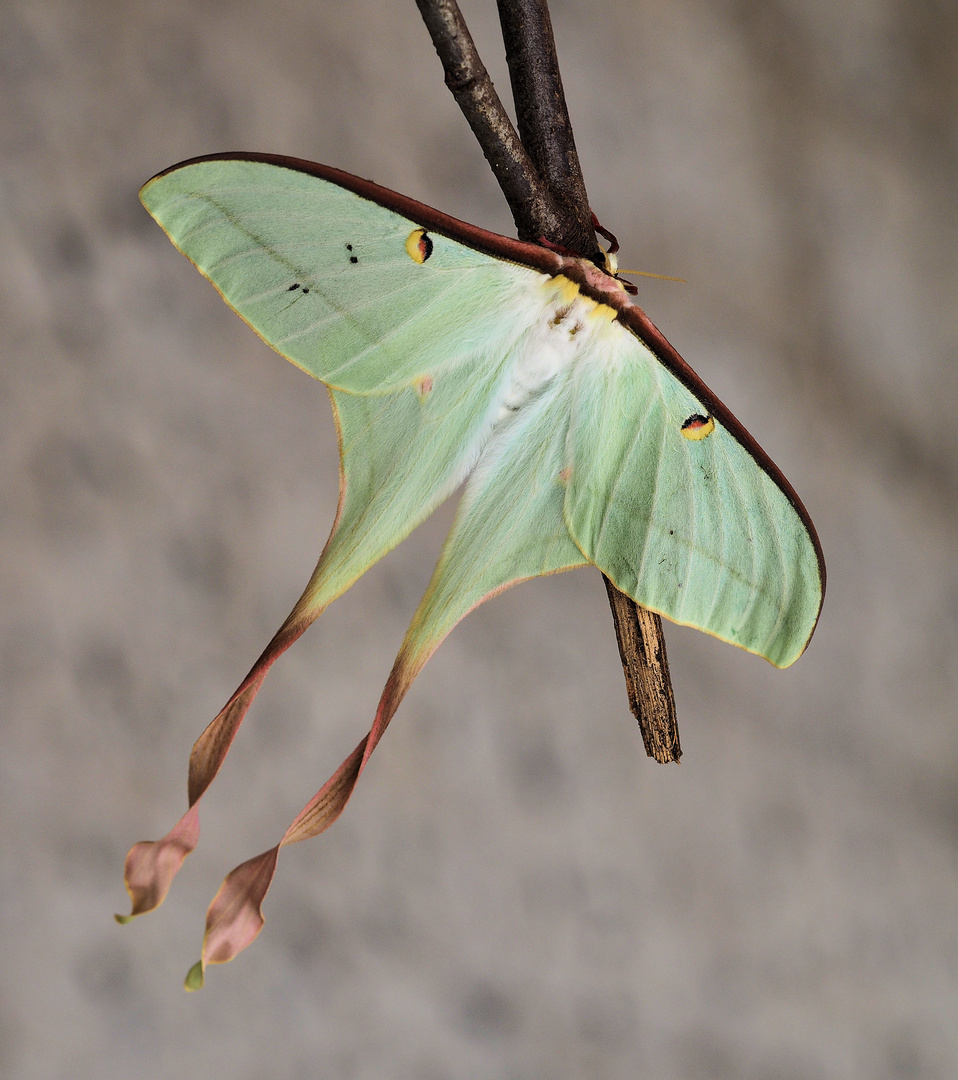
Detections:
[120, 152, 824, 987]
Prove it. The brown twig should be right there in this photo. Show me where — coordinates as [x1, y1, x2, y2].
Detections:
[413, 0, 578, 254]
[416, 0, 680, 762]
[495, 0, 595, 253]
[603, 579, 679, 762]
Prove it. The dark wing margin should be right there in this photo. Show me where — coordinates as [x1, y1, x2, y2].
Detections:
[146, 151, 566, 275]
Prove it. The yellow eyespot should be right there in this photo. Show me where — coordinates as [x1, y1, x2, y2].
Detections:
[405, 228, 433, 264]
[681, 414, 715, 440]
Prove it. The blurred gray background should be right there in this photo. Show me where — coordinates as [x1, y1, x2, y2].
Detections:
[3, 0, 956, 1077]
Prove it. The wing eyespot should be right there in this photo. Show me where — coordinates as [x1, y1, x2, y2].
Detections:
[405, 228, 433, 264]
[681, 414, 715, 440]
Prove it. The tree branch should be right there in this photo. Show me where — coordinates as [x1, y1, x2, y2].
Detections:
[413, 0, 566, 245]
[416, 0, 680, 762]
[603, 578, 679, 762]
[496, 0, 595, 255]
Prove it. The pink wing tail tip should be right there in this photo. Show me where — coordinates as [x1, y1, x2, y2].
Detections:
[179, 657, 424, 977]
[136, 639, 438, 974]
[116, 804, 201, 921]
[199, 846, 280, 971]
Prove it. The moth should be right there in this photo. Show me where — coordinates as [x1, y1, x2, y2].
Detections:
[120, 154, 824, 986]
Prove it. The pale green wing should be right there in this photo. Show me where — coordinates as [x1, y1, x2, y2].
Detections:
[139, 157, 556, 618]
[124, 158, 554, 924]
[563, 322, 822, 668]
[191, 364, 591, 978]
[140, 158, 537, 393]
[394, 361, 589, 666]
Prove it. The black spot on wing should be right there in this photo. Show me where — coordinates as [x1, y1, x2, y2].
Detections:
[283, 282, 309, 307]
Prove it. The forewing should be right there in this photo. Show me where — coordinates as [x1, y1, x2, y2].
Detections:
[140, 157, 538, 393]
[564, 323, 823, 668]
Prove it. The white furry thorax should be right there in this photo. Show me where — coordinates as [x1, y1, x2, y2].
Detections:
[495, 272, 619, 422]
